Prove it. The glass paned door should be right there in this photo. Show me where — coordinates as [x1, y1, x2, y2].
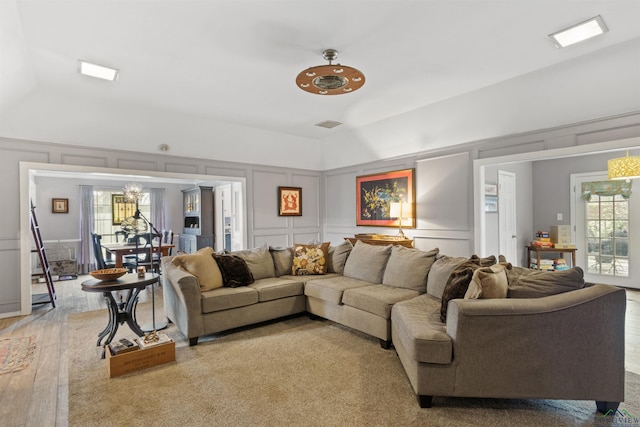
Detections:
[585, 194, 629, 276]
[572, 172, 638, 289]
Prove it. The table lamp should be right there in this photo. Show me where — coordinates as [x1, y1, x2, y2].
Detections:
[389, 202, 413, 238]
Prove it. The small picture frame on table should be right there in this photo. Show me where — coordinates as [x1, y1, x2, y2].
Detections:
[278, 187, 302, 216]
[52, 198, 69, 214]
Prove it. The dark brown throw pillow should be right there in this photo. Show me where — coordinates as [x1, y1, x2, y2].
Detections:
[212, 253, 255, 288]
[439, 260, 481, 322]
[469, 254, 497, 267]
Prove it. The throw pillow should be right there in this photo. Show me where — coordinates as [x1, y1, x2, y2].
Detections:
[382, 246, 439, 293]
[269, 246, 293, 277]
[439, 259, 482, 322]
[171, 247, 223, 292]
[291, 242, 330, 275]
[343, 241, 392, 283]
[232, 246, 275, 280]
[464, 263, 511, 299]
[426, 255, 468, 300]
[326, 240, 353, 274]
[507, 267, 586, 298]
[212, 253, 255, 288]
[468, 254, 497, 267]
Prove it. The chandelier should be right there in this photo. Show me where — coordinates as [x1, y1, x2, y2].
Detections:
[608, 151, 640, 180]
[296, 49, 365, 95]
[123, 182, 144, 203]
[121, 182, 146, 233]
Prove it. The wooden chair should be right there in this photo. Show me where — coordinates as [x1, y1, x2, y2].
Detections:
[91, 233, 115, 270]
[132, 232, 162, 273]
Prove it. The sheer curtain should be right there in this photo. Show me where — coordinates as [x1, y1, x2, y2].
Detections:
[150, 188, 166, 233]
[78, 185, 95, 273]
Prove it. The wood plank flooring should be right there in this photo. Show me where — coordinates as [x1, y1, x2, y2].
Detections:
[0, 277, 638, 426]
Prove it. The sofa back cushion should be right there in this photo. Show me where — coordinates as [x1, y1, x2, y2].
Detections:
[327, 240, 353, 274]
[426, 255, 467, 299]
[292, 242, 330, 275]
[171, 246, 223, 292]
[382, 246, 439, 292]
[343, 241, 392, 283]
[270, 246, 293, 277]
[232, 246, 275, 280]
[507, 266, 586, 298]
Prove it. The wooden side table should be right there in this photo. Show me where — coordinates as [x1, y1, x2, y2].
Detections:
[526, 246, 577, 270]
[345, 235, 414, 248]
[81, 273, 159, 358]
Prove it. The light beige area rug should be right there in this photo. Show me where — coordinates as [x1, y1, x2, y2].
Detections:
[0, 335, 36, 375]
[68, 307, 639, 427]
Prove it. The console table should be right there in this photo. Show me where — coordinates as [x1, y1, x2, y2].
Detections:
[526, 246, 577, 270]
[345, 235, 414, 248]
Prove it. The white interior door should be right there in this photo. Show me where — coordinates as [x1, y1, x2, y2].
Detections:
[498, 170, 517, 263]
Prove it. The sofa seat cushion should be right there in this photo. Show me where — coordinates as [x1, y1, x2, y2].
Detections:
[342, 284, 420, 319]
[304, 276, 374, 305]
[249, 277, 304, 302]
[201, 286, 259, 313]
[391, 294, 453, 364]
[279, 273, 341, 284]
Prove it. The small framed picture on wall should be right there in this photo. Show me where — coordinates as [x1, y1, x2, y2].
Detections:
[278, 187, 302, 216]
[52, 198, 69, 214]
[484, 184, 498, 196]
[485, 195, 498, 213]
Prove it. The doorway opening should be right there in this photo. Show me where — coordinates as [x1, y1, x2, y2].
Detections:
[19, 162, 247, 315]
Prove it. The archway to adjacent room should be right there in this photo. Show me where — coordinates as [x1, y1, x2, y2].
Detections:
[18, 162, 247, 315]
[474, 136, 640, 269]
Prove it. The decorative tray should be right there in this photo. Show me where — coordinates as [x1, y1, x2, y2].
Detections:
[90, 268, 128, 281]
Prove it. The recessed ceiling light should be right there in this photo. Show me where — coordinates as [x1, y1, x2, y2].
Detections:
[78, 60, 119, 81]
[549, 15, 608, 48]
[315, 120, 342, 129]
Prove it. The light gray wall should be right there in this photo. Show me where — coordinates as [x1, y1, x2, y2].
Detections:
[33, 176, 188, 240]
[2, 112, 640, 316]
[0, 138, 323, 316]
[322, 112, 640, 265]
[532, 148, 640, 233]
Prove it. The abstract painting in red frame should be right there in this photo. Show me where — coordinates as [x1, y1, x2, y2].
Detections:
[356, 168, 415, 227]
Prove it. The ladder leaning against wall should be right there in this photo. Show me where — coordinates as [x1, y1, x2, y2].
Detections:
[30, 201, 56, 308]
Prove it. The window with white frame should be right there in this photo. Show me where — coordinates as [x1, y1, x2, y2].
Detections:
[93, 189, 151, 244]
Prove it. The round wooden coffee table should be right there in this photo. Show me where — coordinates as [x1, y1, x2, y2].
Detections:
[81, 273, 159, 358]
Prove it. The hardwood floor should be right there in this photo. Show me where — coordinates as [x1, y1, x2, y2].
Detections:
[0, 277, 638, 426]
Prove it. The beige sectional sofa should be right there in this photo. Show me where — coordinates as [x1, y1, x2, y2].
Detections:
[305, 243, 438, 348]
[161, 241, 625, 412]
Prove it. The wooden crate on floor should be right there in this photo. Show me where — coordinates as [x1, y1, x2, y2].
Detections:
[106, 340, 175, 378]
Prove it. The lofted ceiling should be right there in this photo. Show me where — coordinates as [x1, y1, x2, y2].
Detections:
[1, 0, 640, 169]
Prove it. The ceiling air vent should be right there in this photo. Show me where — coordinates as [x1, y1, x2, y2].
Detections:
[315, 120, 342, 129]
